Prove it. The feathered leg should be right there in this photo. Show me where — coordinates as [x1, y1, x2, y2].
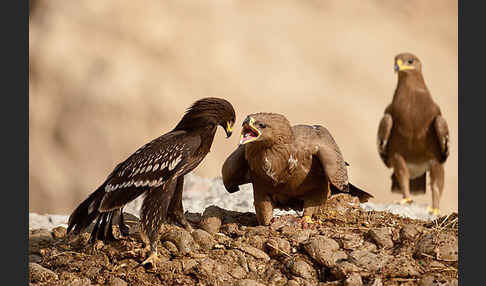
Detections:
[253, 187, 274, 226]
[390, 153, 413, 204]
[167, 176, 192, 231]
[428, 162, 445, 216]
[139, 180, 177, 268]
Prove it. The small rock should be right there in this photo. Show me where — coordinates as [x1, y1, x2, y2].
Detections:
[66, 278, 92, 286]
[162, 241, 179, 254]
[161, 227, 197, 255]
[200, 205, 225, 234]
[229, 265, 247, 279]
[192, 229, 216, 250]
[291, 229, 318, 245]
[266, 237, 291, 257]
[220, 222, 241, 236]
[330, 261, 361, 280]
[249, 235, 265, 249]
[368, 278, 383, 286]
[415, 232, 458, 261]
[368, 228, 394, 249]
[348, 250, 391, 272]
[381, 255, 421, 277]
[344, 273, 363, 286]
[286, 279, 300, 286]
[419, 274, 458, 286]
[237, 279, 266, 286]
[107, 277, 128, 286]
[333, 233, 363, 250]
[289, 260, 316, 279]
[303, 236, 346, 267]
[52, 226, 67, 239]
[400, 224, 419, 241]
[182, 259, 198, 272]
[360, 241, 377, 252]
[237, 244, 270, 261]
[29, 262, 58, 282]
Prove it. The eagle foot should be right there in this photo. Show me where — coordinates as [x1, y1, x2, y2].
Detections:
[139, 251, 160, 269]
[427, 206, 440, 216]
[299, 215, 322, 229]
[399, 198, 414, 205]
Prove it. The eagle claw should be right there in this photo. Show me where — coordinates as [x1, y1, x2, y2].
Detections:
[427, 206, 440, 216]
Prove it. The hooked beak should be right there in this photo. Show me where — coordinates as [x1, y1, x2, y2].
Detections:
[225, 121, 233, 138]
[394, 59, 414, 73]
[239, 116, 261, 145]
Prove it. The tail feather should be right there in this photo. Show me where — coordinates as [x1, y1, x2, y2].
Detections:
[330, 182, 374, 203]
[67, 185, 105, 235]
[347, 183, 373, 203]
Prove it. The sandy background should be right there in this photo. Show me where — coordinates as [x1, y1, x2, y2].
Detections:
[29, 0, 458, 215]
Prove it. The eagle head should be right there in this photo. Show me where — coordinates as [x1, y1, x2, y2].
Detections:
[175, 97, 236, 138]
[394, 52, 422, 74]
[239, 112, 293, 146]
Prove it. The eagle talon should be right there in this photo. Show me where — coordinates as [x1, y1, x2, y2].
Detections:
[427, 206, 440, 216]
[399, 198, 414, 205]
[140, 252, 160, 269]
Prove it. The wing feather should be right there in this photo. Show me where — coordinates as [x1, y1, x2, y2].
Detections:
[433, 115, 450, 163]
[221, 144, 251, 193]
[377, 113, 393, 165]
[98, 131, 201, 212]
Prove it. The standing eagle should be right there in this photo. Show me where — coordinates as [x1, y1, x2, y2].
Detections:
[377, 53, 449, 215]
[221, 113, 373, 226]
[67, 97, 235, 267]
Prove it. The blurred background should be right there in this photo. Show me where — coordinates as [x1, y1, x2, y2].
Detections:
[29, 0, 458, 215]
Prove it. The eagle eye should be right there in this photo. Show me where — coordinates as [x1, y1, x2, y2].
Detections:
[407, 59, 414, 64]
[258, 123, 267, 129]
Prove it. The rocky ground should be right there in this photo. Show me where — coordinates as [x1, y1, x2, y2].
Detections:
[29, 192, 458, 286]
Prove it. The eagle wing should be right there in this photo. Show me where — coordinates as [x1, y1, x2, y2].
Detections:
[377, 113, 393, 165]
[293, 125, 349, 191]
[97, 130, 201, 212]
[434, 115, 450, 163]
[221, 144, 251, 193]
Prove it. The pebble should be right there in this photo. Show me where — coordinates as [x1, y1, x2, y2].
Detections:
[368, 227, 394, 249]
[191, 229, 216, 250]
[29, 262, 58, 282]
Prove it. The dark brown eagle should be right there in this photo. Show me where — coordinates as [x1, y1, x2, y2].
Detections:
[67, 97, 235, 267]
[377, 53, 449, 216]
[221, 113, 373, 226]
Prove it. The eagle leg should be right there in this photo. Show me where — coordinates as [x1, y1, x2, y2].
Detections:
[300, 184, 328, 228]
[253, 190, 274, 226]
[390, 154, 413, 203]
[428, 162, 444, 216]
[118, 209, 130, 237]
[139, 182, 176, 268]
[139, 240, 160, 269]
[167, 177, 193, 231]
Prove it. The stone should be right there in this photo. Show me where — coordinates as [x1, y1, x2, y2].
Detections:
[368, 228, 394, 249]
[29, 262, 58, 282]
[191, 229, 216, 250]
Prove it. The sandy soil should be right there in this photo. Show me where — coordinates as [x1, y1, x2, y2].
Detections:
[29, 1, 458, 215]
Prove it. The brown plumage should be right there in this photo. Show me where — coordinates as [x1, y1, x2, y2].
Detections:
[222, 113, 373, 226]
[377, 53, 449, 215]
[67, 97, 235, 267]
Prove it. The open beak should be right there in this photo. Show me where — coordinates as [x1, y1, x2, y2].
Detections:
[239, 116, 261, 145]
[225, 121, 233, 138]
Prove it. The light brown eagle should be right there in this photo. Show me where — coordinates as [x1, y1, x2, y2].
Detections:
[222, 112, 373, 226]
[377, 53, 450, 216]
[67, 97, 236, 267]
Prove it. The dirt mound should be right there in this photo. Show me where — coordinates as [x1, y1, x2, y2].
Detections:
[29, 194, 458, 285]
